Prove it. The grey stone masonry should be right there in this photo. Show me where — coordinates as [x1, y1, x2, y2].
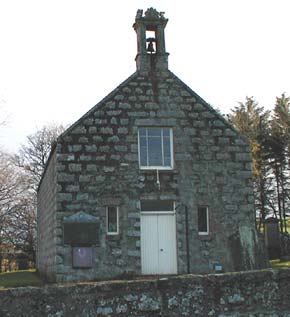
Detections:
[37, 68, 266, 283]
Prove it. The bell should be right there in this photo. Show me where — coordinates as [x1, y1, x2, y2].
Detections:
[146, 38, 155, 53]
[147, 41, 155, 53]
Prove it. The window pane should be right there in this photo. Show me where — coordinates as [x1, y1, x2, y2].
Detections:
[139, 128, 146, 137]
[141, 200, 174, 212]
[148, 128, 161, 137]
[107, 207, 118, 234]
[148, 136, 162, 166]
[138, 127, 173, 168]
[139, 136, 147, 166]
[163, 128, 170, 137]
[198, 207, 208, 233]
[163, 136, 171, 166]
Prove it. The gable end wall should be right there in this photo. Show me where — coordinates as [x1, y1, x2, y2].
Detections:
[40, 70, 264, 282]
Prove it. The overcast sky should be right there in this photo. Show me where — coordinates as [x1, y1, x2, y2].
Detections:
[0, 0, 289, 152]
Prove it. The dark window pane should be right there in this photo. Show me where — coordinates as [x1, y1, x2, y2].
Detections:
[140, 147, 147, 166]
[107, 207, 118, 233]
[163, 128, 170, 137]
[139, 128, 146, 137]
[139, 136, 147, 166]
[141, 200, 174, 211]
[163, 136, 171, 166]
[148, 136, 162, 166]
[148, 128, 161, 137]
[198, 207, 208, 233]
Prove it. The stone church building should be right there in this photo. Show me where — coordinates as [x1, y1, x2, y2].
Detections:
[37, 8, 266, 282]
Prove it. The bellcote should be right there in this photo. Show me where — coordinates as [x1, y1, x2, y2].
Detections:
[133, 8, 169, 72]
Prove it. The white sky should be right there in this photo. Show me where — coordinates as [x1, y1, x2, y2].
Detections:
[0, 0, 289, 152]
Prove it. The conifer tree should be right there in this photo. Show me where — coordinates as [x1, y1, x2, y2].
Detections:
[228, 97, 271, 230]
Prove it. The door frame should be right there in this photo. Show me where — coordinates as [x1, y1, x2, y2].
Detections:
[140, 209, 177, 275]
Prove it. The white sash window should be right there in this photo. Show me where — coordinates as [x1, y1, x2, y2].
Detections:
[138, 127, 173, 169]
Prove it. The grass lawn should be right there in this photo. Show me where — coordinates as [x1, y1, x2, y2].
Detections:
[0, 269, 44, 289]
[0, 261, 290, 290]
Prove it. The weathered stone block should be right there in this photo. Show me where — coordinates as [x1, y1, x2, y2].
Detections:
[71, 126, 86, 134]
[120, 118, 129, 125]
[76, 193, 89, 201]
[128, 112, 148, 117]
[117, 127, 128, 134]
[57, 193, 72, 202]
[85, 145, 97, 152]
[79, 175, 91, 182]
[93, 136, 103, 143]
[68, 145, 82, 152]
[78, 137, 88, 143]
[57, 173, 75, 182]
[114, 95, 124, 101]
[80, 154, 92, 161]
[135, 87, 143, 94]
[57, 154, 75, 161]
[127, 230, 140, 237]
[128, 250, 140, 257]
[87, 164, 97, 172]
[111, 154, 121, 160]
[111, 117, 118, 126]
[115, 145, 127, 152]
[100, 127, 113, 135]
[68, 164, 82, 172]
[213, 120, 225, 127]
[145, 102, 158, 110]
[128, 96, 137, 102]
[96, 155, 106, 161]
[236, 153, 251, 162]
[105, 101, 116, 109]
[194, 103, 204, 111]
[99, 146, 110, 153]
[66, 185, 80, 192]
[103, 166, 115, 173]
[119, 102, 131, 109]
[107, 136, 120, 143]
[95, 118, 107, 125]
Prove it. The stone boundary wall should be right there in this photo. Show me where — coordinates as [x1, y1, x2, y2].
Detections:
[1, 268, 290, 316]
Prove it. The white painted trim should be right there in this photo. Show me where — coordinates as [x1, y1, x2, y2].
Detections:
[140, 211, 176, 215]
[138, 127, 174, 169]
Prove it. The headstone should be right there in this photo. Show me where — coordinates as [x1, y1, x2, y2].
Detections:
[264, 217, 281, 259]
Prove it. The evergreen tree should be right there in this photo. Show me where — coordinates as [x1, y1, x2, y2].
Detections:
[228, 97, 271, 230]
[266, 94, 290, 233]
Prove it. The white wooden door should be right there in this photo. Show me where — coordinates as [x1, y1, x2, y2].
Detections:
[141, 213, 177, 275]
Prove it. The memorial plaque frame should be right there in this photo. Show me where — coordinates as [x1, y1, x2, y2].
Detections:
[63, 211, 99, 245]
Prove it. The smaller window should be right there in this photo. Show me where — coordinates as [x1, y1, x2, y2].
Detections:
[198, 206, 209, 235]
[106, 206, 119, 235]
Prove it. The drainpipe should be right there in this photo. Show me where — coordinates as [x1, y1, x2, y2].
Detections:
[185, 205, 190, 274]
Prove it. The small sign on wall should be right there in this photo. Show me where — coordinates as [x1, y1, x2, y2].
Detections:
[72, 246, 93, 268]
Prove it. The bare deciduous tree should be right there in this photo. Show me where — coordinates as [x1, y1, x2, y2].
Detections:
[15, 123, 65, 190]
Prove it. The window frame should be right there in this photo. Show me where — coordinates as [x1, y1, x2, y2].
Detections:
[140, 200, 175, 215]
[138, 127, 174, 170]
[197, 206, 209, 235]
[106, 206, 119, 235]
